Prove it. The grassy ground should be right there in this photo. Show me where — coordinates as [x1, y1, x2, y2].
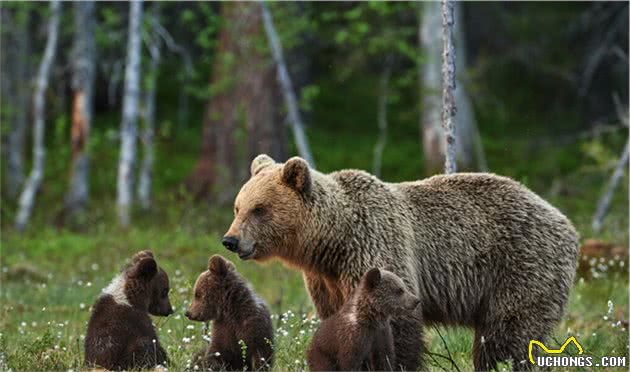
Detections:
[1, 220, 628, 371]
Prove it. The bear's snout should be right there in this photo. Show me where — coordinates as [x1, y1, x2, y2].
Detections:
[222, 236, 240, 252]
[184, 310, 195, 320]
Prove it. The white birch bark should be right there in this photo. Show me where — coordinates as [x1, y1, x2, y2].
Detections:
[15, 0, 61, 231]
[260, 1, 315, 168]
[592, 138, 629, 232]
[441, 0, 457, 174]
[421, 2, 484, 173]
[65, 0, 96, 214]
[420, 1, 445, 174]
[372, 57, 392, 178]
[117, 0, 143, 227]
[138, 12, 161, 209]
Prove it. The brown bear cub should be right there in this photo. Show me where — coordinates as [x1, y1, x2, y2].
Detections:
[308, 268, 422, 371]
[185, 255, 274, 371]
[85, 250, 173, 370]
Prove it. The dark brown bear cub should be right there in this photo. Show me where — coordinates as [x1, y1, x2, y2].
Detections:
[308, 268, 423, 371]
[185, 255, 274, 371]
[85, 250, 173, 370]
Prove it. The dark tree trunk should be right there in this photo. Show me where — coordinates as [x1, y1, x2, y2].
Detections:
[187, 2, 285, 202]
[2, 5, 31, 199]
[65, 0, 96, 216]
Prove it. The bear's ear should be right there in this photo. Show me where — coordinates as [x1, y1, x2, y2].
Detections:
[208, 255, 231, 276]
[132, 250, 154, 263]
[251, 154, 275, 177]
[129, 257, 158, 279]
[364, 268, 382, 290]
[281, 157, 311, 195]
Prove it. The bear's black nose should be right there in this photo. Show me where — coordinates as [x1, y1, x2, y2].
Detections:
[222, 236, 239, 252]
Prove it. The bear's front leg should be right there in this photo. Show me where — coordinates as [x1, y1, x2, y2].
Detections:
[370, 324, 396, 371]
[303, 272, 346, 319]
[391, 311, 425, 371]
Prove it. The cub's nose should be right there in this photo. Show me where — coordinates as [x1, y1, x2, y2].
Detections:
[222, 236, 239, 252]
[184, 310, 191, 319]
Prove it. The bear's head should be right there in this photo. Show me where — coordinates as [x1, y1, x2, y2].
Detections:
[222, 154, 312, 262]
[115, 253, 158, 311]
[357, 268, 420, 318]
[185, 255, 236, 322]
[130, 251, 174, 316]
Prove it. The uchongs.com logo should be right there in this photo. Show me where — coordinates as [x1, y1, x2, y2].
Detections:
[528, 336, 627, 368]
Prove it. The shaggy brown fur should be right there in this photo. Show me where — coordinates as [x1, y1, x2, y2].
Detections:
[185, 255, 274, 371]
[308, 268, 422, 371]
[223, 154, 580, 371]
[85, 251, 172, 370]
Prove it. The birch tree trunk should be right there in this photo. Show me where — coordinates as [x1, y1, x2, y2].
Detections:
[138, 10, 161, 210]
[15, 0, 61, 231]
[3, 6, 31, 199]
[441, 0, 457, 174]
[592, 138, 629, 232]
[420, 1, 445, 175]
[117, 0, 143, 227]
[260, 1, 316, 168]
[372, 57, 392, 178]
[65, 0, 96, 215]
[421, 1, 484, 174]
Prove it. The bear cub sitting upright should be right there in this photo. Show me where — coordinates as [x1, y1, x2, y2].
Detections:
[85, 250, 173, 370]
[308, 268, 423, 371]
[186, 255, 274, 371]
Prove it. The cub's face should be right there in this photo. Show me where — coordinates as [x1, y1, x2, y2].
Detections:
[361, 268, 420, 316]
[148, 268, 173, 316]
[185, 255, 235, 322]
[123, 256, 158, 310]
[222, 155, 311, 262]
[130, 250, 173, 316]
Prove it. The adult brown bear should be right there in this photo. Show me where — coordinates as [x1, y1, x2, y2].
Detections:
[222, 154, 579, 371]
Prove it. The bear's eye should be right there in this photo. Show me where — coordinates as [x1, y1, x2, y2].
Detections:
[252, 205, 267, 216]
[194, 291, 201, 300]
[234, 206, 240, 215]
[397, 288, 404, 295]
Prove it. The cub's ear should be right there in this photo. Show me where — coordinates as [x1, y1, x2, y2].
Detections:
[130, 257, 158, 279]
[208, 255, 233, 276]
[251, 154, 275, 177]
[132, 250, 154, 263]
[364, 268, 382, 290]
[281, 157, 311, 195]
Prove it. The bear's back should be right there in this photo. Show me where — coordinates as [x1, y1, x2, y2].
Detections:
[85, 295, 156, 369]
